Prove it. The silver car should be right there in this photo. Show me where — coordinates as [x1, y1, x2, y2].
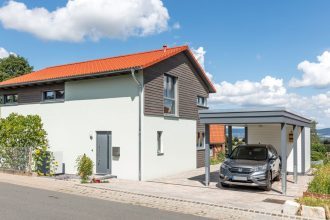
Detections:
[219, 144, 281, 191]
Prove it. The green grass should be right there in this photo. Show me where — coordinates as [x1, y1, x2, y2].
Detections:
[308, 163, 330, 195]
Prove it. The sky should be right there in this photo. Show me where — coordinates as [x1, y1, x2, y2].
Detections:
[0, 0, 330, 127]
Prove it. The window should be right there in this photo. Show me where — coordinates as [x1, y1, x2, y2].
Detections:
[197, 96, 207, 107]
[2, 94, 18, 104]
[43, 90, 64, 101]
[196, 132, 205, 149]
[157, 131, 163, 155]
[164, 74, 177, 115]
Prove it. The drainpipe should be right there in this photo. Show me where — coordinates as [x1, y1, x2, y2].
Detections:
[131, 69, 142, 181]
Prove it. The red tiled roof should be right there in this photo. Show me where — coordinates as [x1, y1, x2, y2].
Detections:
[210, 124, 226, 144]
[0, 45, 216, 92]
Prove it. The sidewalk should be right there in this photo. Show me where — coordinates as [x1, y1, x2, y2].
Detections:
[0, 167, 314, 220]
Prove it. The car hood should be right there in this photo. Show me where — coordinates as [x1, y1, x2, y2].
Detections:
[225, 159, 267, 168]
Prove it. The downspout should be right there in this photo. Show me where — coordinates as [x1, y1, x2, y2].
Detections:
[131, 69, 142, 181]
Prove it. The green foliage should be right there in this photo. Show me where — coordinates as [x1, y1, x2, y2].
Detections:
[0, 55, 33, 82]
[0, 113, 48, 171]
[76, 154, 93, 182]
[33, 146, 57, 176]
[311, 120, 320, 146]
[210, 152, 226, 165]
[312, 143, 327, 154]
[308, 163, 330, 194]
[311, 151, 326, 161]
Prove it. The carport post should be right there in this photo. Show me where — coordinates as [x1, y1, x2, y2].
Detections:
[293, 125, 299, 184]
[204, 124, 210, 186]
[228, 125, 233, 154]
[301, 126, 305, 174]
[245, 126, 248, 144]
[281, 123, 287, 194]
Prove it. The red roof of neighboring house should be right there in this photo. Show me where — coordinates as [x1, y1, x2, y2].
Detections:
[0, 45, 216, 92]
[210, 124, 226, 144]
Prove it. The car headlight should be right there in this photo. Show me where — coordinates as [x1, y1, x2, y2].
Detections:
[221, 163, 230, 169]
[253, 164, 268, 172]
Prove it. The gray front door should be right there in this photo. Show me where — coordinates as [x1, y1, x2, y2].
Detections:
[96, 131, 111, 174]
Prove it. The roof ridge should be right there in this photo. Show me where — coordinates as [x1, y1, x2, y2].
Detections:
[44, 45, 188, 70]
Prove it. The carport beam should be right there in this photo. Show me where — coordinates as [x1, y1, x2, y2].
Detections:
[281, 123, 287, 194]
[293, 125, 299, 184]
[204, 124, 210, 186]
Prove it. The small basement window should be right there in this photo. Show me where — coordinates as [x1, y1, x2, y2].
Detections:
[3, 94, 18, 105]
[43, 90, 64, 101]
[197, 96, 207, 107]
[157, 131, 164, 155]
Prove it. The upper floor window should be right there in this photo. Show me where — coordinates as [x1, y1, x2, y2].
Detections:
[2, 94, 18, 105]
[164, 74, 177, 115]
[43, 90, 65, 101]
[197, 96, 207, 107]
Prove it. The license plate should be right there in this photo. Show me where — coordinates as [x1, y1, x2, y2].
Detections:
[232, 176, 247, 181]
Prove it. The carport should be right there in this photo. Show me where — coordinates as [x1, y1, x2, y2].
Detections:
[199, 108, 312, 194]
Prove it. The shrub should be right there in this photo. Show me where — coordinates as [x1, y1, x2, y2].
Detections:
[210, 152, 226, 165]
[0, 113, 48, 172]
[76, 154, 93, 183]
[308, 163, 330, 195]
[311, 151, 325, 161]
[312, 143, 327, 154]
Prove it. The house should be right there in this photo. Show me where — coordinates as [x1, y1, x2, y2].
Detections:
[196, 124, 226, 167]
[0, 45, 216, 180]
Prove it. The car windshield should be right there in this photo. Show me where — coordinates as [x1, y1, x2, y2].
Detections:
[230, 146, 268, 161]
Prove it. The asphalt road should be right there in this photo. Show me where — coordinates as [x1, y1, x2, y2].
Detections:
[0, 182, 206, 220]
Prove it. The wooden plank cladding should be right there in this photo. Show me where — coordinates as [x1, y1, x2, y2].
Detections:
[143, 52, 209, 120]
[0, 83, 64, 104]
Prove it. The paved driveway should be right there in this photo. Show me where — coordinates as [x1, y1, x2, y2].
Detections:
[97, 164, 312, 215]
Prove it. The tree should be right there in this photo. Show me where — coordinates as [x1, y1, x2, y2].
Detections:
[311, 120, 320, 145]
[0, 55, 33, 82]
[0, 113, 48, 171]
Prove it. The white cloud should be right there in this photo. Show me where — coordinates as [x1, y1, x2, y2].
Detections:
[0, 0, 170, 42]
[289, 51, 330, 88]
[0, 47, 16, 58]
[209, 76, 289, 106]
[191, 47, 213, 80]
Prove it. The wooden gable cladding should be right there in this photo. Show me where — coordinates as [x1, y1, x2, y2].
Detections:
[0, 83, 64, 104]
[143, 52, 209, 120]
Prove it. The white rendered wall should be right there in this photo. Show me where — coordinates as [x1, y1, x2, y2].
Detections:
[142, 116, 196, 180]
[0, 75, 141, 180]
[248, 124, 310, 173]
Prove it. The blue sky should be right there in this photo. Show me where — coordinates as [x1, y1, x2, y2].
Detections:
[0, 0, 330, 127]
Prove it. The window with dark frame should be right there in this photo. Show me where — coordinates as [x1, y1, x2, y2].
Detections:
[157, 131, 163, 155]
[2, 94, 18, 104]
[197, 96, 207, 107]
[163, 74, 177, 115]
[196, 132, 205, 149]
[43, 90, 65, 101]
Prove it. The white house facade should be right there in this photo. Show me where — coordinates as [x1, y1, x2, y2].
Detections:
[0, 46, 216, 180]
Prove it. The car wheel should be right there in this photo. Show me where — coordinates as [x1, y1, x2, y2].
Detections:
[261, 171, 272, 191]
[274, 172, 281, 181]
[221, 182, 229, 188]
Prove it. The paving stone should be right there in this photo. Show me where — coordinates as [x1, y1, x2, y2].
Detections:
[301, 205, 326, 220]
[282, 200, 300, 216]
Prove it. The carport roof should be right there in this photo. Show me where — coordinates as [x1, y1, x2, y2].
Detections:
[199, 107, 312, 127]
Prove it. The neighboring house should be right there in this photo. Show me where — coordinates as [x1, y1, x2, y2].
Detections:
[196, 124, 226, 167]
[209, 124, 226, 157]
[0, 45, 216, 180]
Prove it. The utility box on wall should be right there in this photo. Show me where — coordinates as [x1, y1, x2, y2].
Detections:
[112, 147, 120, 157]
